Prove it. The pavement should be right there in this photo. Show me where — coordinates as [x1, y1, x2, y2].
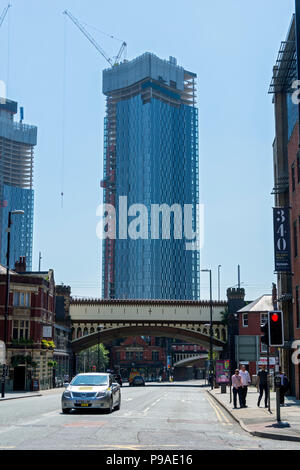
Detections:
[0, 387, 65, 401]
[208, 385, 300, 442]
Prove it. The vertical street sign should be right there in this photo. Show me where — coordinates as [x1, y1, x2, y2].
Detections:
[273, 207, 291, 272]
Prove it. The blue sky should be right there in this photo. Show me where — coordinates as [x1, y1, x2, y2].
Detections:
[0, 0, 295, 301]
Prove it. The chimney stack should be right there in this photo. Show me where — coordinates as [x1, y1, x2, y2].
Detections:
[14, 256, 26, 273]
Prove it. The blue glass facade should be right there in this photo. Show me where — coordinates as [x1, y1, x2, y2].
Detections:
[287, 92, 298, 140]
[102, 53, 199, 300]
[0, 99, 37, 270]
[0, 185, 34, 268]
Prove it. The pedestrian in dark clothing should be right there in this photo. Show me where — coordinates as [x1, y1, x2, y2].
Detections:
[231, 369, 243, 409]
[209, 372, 214, 389]
[279, 371, 289, 405]
[257, 365, 269, 408]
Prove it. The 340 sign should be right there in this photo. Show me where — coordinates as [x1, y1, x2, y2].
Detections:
[273, 207, 291, 272]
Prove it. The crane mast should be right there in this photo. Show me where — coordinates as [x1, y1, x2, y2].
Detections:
[0, 3, 11, 28]
[63, 10, 126, 67]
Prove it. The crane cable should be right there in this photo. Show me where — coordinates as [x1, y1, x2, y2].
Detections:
[6, 2, 11, 96]
[61, 13, 67, 208]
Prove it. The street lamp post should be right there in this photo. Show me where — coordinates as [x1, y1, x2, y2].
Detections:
[1, 210, 24, 398]
[201, 269, 213, 389]
[218, 265, 221, 301]
[97, 326, 101, 372]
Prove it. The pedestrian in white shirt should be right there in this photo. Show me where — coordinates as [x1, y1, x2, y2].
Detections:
[239, 365, 251, 408]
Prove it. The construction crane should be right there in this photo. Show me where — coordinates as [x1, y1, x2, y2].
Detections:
[0, 3, 11, 28]
[63, 10, 127, 67]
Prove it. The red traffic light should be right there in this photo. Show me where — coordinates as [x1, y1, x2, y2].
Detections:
[271, 313, 279, 322]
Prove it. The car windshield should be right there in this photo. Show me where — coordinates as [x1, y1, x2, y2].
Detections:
[71, 375, 108, 386]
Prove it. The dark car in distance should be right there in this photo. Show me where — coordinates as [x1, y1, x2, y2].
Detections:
[129, 375, 145, 386]
[114, 374, 122, 387]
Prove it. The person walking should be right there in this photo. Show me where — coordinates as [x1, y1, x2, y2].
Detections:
[279, 370, 289, 406]
[239, 365, 251, 408]
[257, 364, 269, 408]
[231, 369, 243, 409]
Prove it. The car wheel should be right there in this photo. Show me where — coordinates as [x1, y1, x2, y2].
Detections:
[115, 395, 121, 410]
[62, 408, 71, 414]
[106, 398, 113, 414]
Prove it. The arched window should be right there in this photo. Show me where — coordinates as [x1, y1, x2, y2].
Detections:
[83, 327, 89, 336]
[90, 327, 95, 334]
[71, 328, 75, 340]
[215, 329, 220, 339]
[77, 328, 82, 338]
[222, 329, 226, 341]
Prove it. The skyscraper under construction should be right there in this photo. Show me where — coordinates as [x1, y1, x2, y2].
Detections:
[101, 53, 199, 300]
[0, 99, 37, 270]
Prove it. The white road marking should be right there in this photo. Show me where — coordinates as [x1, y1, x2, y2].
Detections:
[142, 392, 168, 414]
[42, 409, 61, 417]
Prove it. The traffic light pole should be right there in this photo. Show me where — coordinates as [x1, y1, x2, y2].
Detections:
[267, 345, 272, 413]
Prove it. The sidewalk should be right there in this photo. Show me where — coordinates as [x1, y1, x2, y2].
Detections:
[0, 387, 65, 401]
[208, 386, 300, 442]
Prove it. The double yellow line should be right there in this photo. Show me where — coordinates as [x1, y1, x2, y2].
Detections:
[206, 394, 232, 426]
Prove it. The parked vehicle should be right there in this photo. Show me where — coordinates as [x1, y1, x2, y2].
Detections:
[129, 375, 145, 387]
[55, 377, 63, 388]
[61, 373, 121, 414]
[113, 374, 122, 387]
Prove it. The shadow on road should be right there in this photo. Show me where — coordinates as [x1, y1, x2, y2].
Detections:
[125, 382, 208, 388]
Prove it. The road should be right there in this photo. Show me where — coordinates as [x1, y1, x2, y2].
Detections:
[0, 380, 300, 450]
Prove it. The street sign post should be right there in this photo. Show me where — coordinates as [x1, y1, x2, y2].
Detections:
[0, 341, 5, 365]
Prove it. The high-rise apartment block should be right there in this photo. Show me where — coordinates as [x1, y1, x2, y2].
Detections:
[101, 53, 199, 300]
[0, 99, 37, 270]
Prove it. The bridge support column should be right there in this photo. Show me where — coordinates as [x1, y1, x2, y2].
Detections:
[71, 352, 77, 378]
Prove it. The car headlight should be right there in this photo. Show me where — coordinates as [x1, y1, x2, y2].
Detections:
[63, 391, 72, 399]
[96, 391, 107, 398]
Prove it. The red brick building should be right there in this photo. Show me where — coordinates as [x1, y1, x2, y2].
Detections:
[110, 336, 166, 380]
[237, 295, 278, 377]
[270, 13, 300, 398]
[0, 258, 56, 391]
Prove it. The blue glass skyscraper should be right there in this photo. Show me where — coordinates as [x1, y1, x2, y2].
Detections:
[0, 99, 37, 270]
[101, 53, 199, 300]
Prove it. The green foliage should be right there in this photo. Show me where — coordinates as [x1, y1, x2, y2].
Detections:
[47, 360, 57, 368]
[41, 340, 56, 349]
[11, 355, 33, 367]
[11, 338, 34, 347]
[220, 308, 230, 326]
[77, 344, 109, 373]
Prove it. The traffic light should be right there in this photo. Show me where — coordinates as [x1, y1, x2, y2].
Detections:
[268, 311, 284, 347]
[261, 321, 269, 346]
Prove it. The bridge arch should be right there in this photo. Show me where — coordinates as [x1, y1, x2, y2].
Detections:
[71, 325, 226, 354]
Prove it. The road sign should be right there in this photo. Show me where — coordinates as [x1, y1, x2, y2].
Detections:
[0, 341, 6, 365]
[235, 335, 260, 362]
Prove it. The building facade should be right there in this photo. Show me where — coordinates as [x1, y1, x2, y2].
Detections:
[0, 258, 56, 391]
[0, 99, 37, 270]
[53, 285, 72, 384]
[237, 295, 278, 377]
[270, 12, 300, 397]
[101, 53, 199, 300]
[110, 336, 166, 380]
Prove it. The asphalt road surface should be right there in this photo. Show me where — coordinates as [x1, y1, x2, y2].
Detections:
[0, 381, 300, 450]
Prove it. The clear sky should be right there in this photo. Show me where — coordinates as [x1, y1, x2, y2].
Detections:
[0, 0, 295, 301]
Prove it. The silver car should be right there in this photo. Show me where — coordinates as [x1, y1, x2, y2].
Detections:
[61, 373, 121, 414]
